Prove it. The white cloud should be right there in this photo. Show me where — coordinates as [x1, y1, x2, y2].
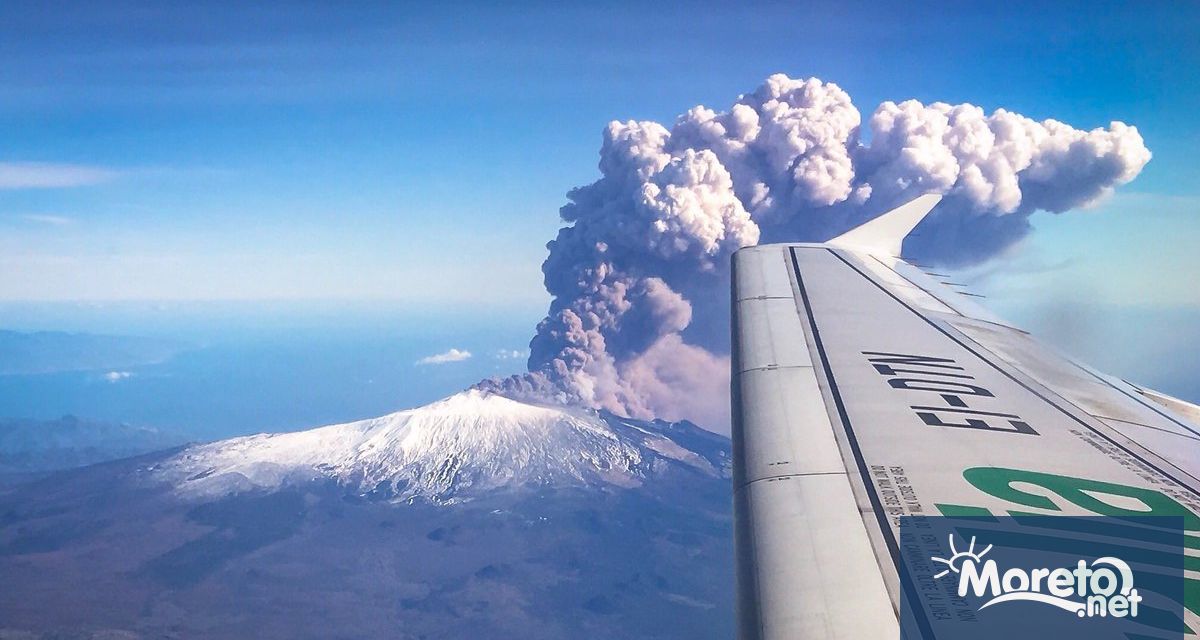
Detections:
[416, 348, 472, 365]
[0, 162, 120, 189]
[103, 371, 133, 382]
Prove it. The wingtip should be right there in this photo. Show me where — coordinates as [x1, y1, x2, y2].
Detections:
[829, 193, 942, 256]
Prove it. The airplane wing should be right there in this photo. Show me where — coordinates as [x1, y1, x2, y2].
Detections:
[730, 195, 1200, 639]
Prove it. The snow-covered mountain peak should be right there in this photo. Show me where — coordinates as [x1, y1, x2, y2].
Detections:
[154, 390, 728, 503]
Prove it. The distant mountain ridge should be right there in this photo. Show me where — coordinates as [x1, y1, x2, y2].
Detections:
[0, 329, 186, 375]
[0, 415, 185, 473]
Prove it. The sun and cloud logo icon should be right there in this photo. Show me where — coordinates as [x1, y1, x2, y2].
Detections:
[932, 534, 993, 580]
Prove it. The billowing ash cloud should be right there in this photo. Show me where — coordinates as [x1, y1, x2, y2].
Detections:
[478, 74, 1151, 429]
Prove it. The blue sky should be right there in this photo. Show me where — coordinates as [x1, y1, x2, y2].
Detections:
[0, 0, 1196, 310]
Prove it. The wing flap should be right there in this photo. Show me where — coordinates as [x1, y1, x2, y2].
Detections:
[946, 313, 1200, 446]
[1139, 386, 1200, 426]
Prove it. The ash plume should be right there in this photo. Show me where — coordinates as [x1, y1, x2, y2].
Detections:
[477, 74, 1151, 430]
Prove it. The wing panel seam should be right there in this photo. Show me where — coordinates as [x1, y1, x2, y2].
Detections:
[735, 471, 847, 490]
[1095, 415, 1200, 443]
[736, 364, 815, 374]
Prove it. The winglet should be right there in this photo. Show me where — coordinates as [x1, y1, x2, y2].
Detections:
[828, 193, 942, 256]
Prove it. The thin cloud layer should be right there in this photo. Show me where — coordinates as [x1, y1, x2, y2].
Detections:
[478, 74, 1151, 429]
[0, 162, 120, 189]
[21, 214, 73, 226]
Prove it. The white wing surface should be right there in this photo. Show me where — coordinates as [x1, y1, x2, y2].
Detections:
[731, 196, 1200, 639]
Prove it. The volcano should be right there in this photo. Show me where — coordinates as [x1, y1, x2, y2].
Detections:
[157, 390, 728, 502]
[0, 391, 734, 639]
